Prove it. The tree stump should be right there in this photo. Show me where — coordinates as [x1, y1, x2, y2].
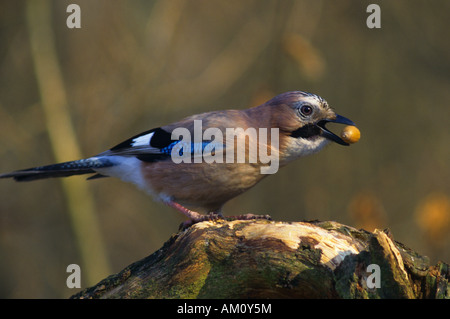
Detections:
[71, 219, 449, 299]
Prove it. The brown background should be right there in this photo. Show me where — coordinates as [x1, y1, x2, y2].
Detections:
[0, 0, 449, 298]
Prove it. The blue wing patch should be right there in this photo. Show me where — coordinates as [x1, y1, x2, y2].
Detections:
[160, 141, 224, 156]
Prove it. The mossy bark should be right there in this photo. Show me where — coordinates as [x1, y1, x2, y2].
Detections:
[71, 219, 449, 299]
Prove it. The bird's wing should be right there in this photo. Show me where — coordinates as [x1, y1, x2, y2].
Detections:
[98, 127, 174, 161]
[100, 126, 224, 163]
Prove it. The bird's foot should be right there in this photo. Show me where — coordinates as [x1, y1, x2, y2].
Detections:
[179, 212, 271, 230]
[224, 213, 272, 221]
[179, 212, 224, 230]
[166, 200, 271, 229]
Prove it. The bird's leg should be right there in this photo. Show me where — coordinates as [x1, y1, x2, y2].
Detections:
[165, 201, 203, 222]
[165, 201, 222, 228]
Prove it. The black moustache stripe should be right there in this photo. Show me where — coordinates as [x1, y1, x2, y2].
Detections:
[290, 124, 321, 138]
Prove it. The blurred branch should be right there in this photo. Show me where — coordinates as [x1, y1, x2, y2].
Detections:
[151, 17, 272, 104]
[25, 0, 111, 285]
[286, 0, 324, 38]
[144, 0, 187, 81]
[0, 101, 34, 157]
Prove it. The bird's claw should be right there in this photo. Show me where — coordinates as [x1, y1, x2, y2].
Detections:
[178, 212, 224, 230]
[225, 213, 272, 221]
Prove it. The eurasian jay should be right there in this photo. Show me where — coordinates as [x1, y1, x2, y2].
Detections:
[0, 91, 356, 224]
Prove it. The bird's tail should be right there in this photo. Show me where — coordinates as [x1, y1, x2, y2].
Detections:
[0, 157, 114, 182]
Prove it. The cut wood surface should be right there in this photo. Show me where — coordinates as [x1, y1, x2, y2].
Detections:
[72, 219, 449, 299]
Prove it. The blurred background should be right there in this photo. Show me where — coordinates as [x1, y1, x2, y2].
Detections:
[0, 0, 449, 298]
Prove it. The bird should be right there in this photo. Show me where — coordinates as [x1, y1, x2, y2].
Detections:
[0, 91, 356, 225]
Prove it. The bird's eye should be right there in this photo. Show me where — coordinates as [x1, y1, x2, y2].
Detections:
[300, 105, 313, 116]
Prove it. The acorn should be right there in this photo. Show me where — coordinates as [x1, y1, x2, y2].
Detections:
[340, 126, 361, 144]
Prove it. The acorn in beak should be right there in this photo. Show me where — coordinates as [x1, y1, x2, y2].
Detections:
[316, 114, 356, 146]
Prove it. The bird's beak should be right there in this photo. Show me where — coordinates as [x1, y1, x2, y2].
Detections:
[316, 114, 356, 146]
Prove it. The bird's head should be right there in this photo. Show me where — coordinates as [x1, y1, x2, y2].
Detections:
[267, 91, 356, 161]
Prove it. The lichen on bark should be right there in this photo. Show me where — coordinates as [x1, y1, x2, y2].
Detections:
[71, 219, 449, 299]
